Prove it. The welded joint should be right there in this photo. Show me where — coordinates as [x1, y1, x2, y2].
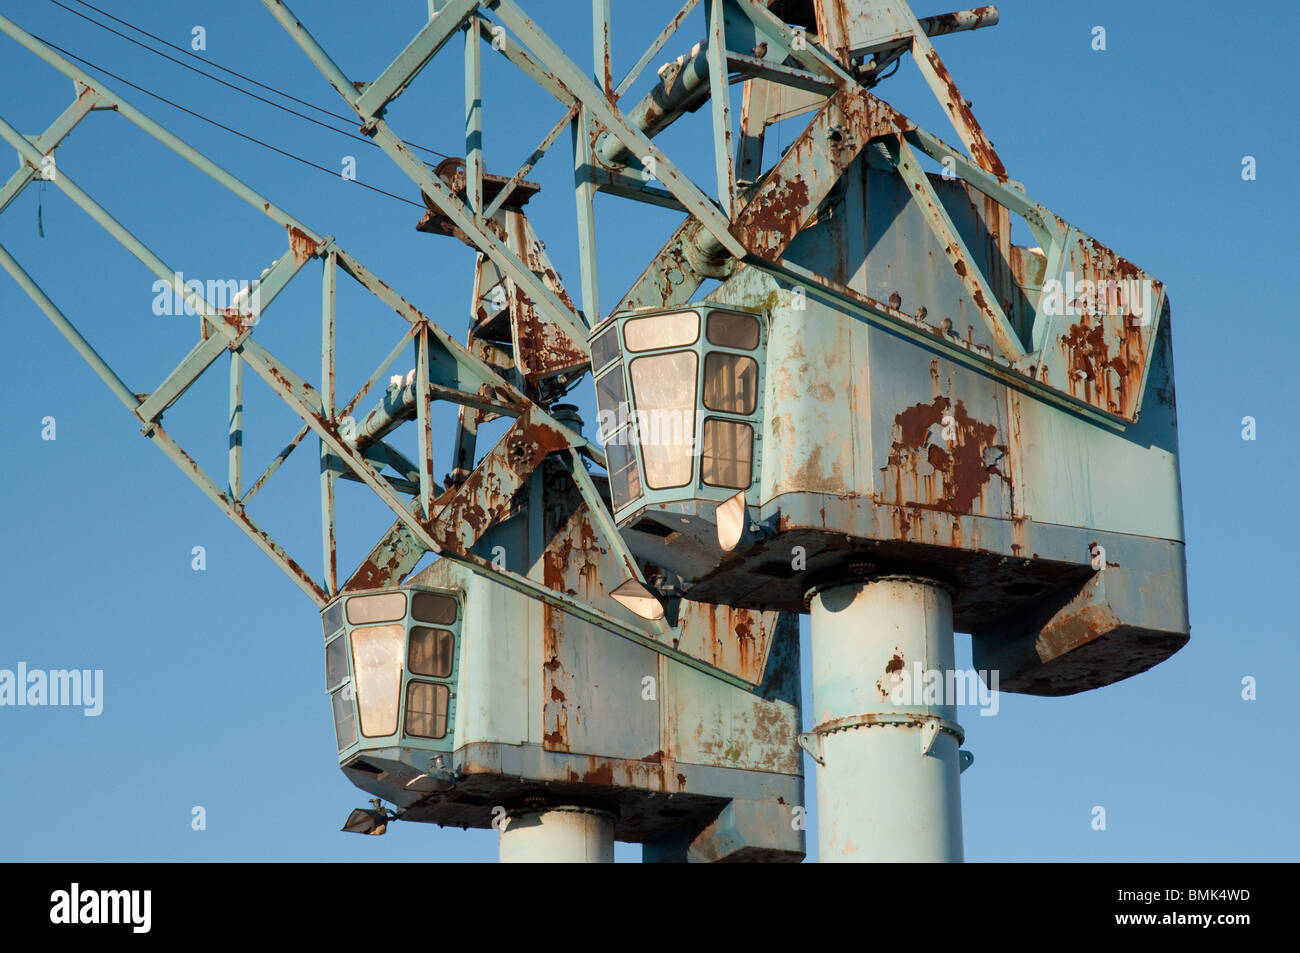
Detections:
[504, 800, 620, 822]
[810, 712, 966, 750]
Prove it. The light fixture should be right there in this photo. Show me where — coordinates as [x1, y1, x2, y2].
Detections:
[715, 492, 778, 552]
[610, 579, 666, 621]
[715, 491, 749, 552]
[341, 799, 393, 835]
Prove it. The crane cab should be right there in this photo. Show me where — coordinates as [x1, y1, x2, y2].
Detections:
[593, 273, 1189, 698]
[591, 305, 766, 574]
[321, 586, 462, 791]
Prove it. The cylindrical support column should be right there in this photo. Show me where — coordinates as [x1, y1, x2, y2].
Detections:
[807, 576, 964, 862]
[498, 804, 616, 863]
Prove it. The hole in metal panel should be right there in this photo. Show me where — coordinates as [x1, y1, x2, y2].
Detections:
[631, 518, 677, 539]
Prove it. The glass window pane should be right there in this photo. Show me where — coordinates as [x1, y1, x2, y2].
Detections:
[624, 311, 699, 352]
[702, 353, 759, 415]
[350, 624, 405, 737]
[321, 600, 345, 639]
[405, 681, 449, 740]
[590, 326, 620, 370]
[326, 635, 348, 689]
[595, 367, 628, 443]
[411, 591, 457, 625]
[331, 686, 356, 750]
[346, 591, 407, 625]
[707, 311, 760, 349]
[702, 419, 754, 489]
[409, 627, 454, 678]
[605, 433, 642, 509]
[630, 352, 698, 489]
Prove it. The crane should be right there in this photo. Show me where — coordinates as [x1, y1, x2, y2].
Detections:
[0, 0, 1187, 862]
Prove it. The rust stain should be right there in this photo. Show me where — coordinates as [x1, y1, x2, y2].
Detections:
[1060, 314, 1146, 417]
[883, 396, 1009, 517]
[922, 49, 1007, 180]
[287, 225, 316, 265]
[542, 595, 570, 751]
[429, 415, 569, 555]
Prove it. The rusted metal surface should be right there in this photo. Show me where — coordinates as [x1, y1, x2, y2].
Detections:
[973, 563, 1191, 696]
[421, 157, 540, 216]
[422, 168, 590, 390]
[883, 394, 1010, 517]
[730, 88, 884, 262]
[916, 46, 1005, 180]
[6, 0, 1188, 862]
[341, 519, 428, 593]
[287, 224, 319, 264]
[428, 411, 570, 556]
[501, 209, 590, 385]
[922, 6, 998, 37]
[1048, 233, 1164, 420]
[616, 224, 711, 313]
[672, 601, 780, 686]
[540, 464, 609, 754]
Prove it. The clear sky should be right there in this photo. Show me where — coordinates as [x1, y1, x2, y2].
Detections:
[0, 0, 1295, 862]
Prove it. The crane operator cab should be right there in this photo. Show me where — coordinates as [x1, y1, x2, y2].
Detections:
[591, 305, 764, 556]
[321, 587, 462, 786]
[591, 271, 1189, 700]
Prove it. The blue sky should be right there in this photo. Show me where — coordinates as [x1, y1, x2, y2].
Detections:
[0, 0, 1296, 862]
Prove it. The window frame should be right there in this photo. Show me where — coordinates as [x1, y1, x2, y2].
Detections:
[345, 591, 408, 625]
[408, 626, 455, 679]
[403, 680, 451, 740]
[701, 351, 760, 415]
[705, 309, 761, 350]
[700, 416, 756, 489]
[623, 309, 701, 353]
[349, 622, 406, 738]
[628, 349, 699, 490]
[607, 305, 766, 504]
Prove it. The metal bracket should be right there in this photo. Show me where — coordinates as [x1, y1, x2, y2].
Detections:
[404, 754, 464, 793]
[920, 719, 940, 756]
[959, 749, 974, 774]
[796, 731, 824, 767]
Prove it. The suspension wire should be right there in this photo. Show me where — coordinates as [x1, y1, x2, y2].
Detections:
[50, 0, 455, 162]
[34, 35, 426, 210]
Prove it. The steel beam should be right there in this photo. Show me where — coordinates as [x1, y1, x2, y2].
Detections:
[355, 0, 480, 120]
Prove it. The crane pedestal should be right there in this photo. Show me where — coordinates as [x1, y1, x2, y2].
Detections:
[807, 577, 965, 862]
[497, 804, 616, 863]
